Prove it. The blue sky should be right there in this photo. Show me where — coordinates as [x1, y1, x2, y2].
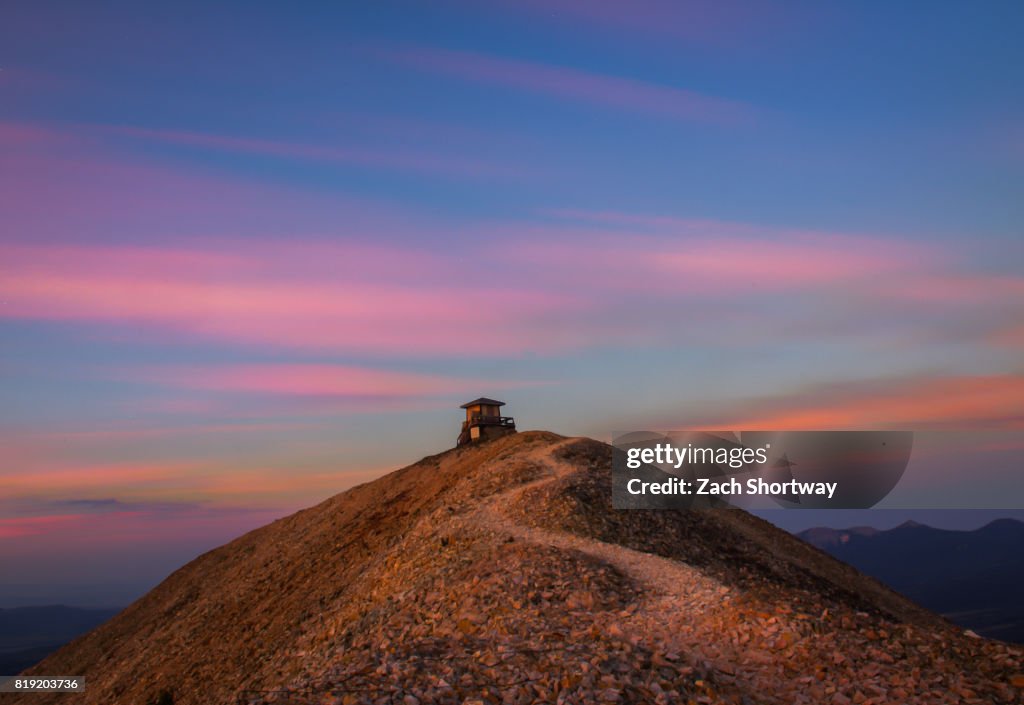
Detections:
[1, 1, 1022, 602]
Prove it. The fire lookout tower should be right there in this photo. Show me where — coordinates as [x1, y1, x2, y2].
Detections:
[457, 398, 516, 446]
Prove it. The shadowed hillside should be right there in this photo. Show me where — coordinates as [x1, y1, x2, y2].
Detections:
[15, 432, 1023, 704]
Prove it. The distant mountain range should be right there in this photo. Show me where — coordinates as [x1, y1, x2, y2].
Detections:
[0, 605, 120, 675]
[798, 518, 1024, 643]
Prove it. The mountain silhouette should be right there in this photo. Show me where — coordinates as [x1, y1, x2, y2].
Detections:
[799, 518, 1024, 644]
[0, 605, 120, 675]
[12, 433, 1023, 704]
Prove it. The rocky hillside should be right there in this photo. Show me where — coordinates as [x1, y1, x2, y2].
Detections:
[15, 432, 1023, 704]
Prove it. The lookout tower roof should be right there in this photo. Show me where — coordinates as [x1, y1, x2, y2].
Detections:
[460, 398, 506, 409]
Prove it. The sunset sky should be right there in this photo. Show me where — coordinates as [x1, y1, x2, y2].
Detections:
[2, 1, 1023, 604]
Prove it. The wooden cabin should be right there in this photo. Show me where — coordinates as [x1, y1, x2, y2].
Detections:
[457, 397, 516, 446]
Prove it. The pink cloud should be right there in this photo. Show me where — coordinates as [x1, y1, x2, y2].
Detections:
[2, 165, 1019, 361]
[0, 137, 381, 242]
[385, 46, 754, 125]
[0, 513, 102, 539]
[0, 268, 578, 356]
[0, 120, 533, 252]
[3, 206, 1019, 359]
[487, 221, 934, 295]
[499, 211, 1024, 315]
[0, 233, 590, 356]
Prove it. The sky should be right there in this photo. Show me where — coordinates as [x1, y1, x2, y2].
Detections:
[1, 1, 1023, 605]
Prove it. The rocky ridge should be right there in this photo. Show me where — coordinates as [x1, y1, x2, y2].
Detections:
[13, 431, 1023, 704]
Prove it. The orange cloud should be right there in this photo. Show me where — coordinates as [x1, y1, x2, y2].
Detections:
[0, 503, 288, 546]
[698, 374, 1024, 430]
[0, 462, 200, 495]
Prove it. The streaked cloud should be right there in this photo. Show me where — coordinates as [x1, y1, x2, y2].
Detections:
[0, 514, 96, 539]
[490, 225, 930, 294]
[681, 374, 1024, 431]
[4, 206, 1020, 360]
[384, 45, 754, 125]
[0, 500, 289, 544]
[0, 462, 201, 495]
[0, 239, 583, 356]
[130, 363, 544, 399]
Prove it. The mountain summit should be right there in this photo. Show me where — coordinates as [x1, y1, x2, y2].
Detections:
[16, 432, 1022, 704]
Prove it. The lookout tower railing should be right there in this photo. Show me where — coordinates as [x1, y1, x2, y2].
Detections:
[461, 414, 515, 431]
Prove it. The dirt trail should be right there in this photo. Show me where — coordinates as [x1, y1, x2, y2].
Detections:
[475, 437, 726, 606]
[465, 437, 1024, 704]
[470, 438, 789, 702]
